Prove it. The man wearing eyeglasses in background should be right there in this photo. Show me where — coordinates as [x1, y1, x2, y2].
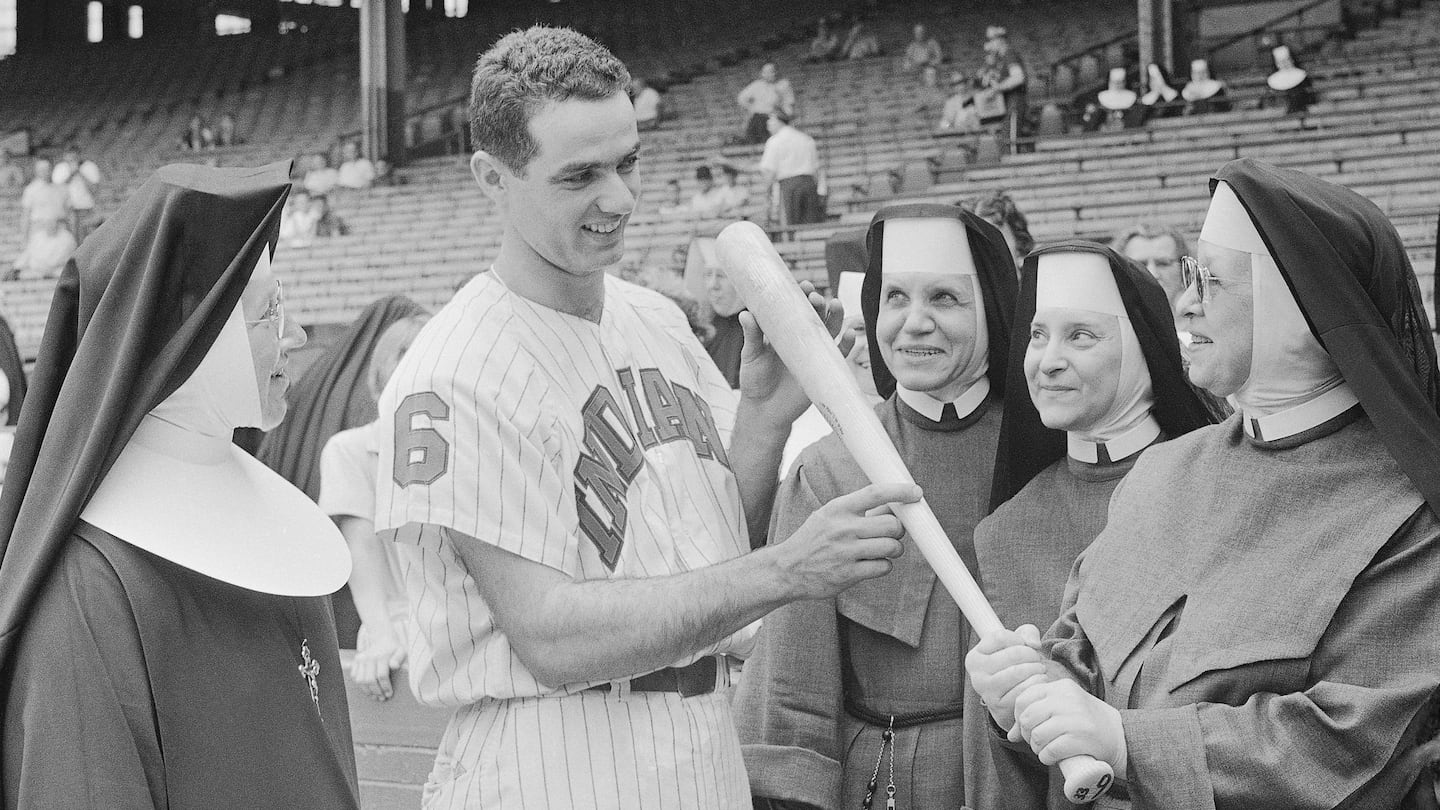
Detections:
[1113, 223, 1189, 310]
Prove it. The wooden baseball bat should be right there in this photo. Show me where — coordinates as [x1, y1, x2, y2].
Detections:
[715, 221, 1114, 805]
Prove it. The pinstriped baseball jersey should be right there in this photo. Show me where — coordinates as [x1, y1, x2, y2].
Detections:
[374, 271, 755, 706]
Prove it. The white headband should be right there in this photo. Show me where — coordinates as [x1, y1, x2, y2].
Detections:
[1035, 251, 1126, 316]
[1199, 181, 1268, 256]
[881, 217, 976, 276]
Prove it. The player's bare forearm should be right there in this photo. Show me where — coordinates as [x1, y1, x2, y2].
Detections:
[441, 481, 912, 687]
[450, 525, 797, 686]
[729, 398, 792, 545]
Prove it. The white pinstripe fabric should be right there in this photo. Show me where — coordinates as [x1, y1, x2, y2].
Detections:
[374, 272, 755, 806]
[420, 690, 749, 809]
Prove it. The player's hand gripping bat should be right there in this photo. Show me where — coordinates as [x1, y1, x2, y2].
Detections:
[716, 221, 1114, 805]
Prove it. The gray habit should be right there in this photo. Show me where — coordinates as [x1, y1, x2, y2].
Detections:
[1000, 412, 1440, 810]
[965, 451, 1138, 810]
[734, 395, 1001, 810]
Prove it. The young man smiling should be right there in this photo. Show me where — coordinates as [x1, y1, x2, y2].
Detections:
[374, 27, 917, 808]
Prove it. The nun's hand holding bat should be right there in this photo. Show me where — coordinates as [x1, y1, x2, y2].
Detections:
[1013, 677, 1129, 781]
[966, 623, 1049, 732]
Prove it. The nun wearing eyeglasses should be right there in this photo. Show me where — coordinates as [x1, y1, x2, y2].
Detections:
[0, 164, 359, 808]
[960, 242, 1217, 809]
[967, 158, 1440, 808]
[734, 203, 1017, 810]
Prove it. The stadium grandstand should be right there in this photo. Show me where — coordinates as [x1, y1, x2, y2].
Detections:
[1, 0, 1437, 805]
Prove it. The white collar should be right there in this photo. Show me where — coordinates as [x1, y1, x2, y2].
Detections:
[896, 376, 989, 422]
[1267, 67, 1308, 91]
[1098, 89, 1138, 110]
[1068, 413, 1161, 463]
[80, 414, 351, 595]
[1235, 382, 1360, 442]
[1183, 79, 1224, 101]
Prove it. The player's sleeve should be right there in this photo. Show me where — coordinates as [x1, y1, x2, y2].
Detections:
[317, 428, 375, 520]
[375, 355, 577, 572]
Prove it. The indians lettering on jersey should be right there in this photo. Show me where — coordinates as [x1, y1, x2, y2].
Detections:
[576, 366, 731, 570]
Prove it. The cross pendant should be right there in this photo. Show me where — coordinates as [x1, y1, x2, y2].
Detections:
[298, 638, 321, 712]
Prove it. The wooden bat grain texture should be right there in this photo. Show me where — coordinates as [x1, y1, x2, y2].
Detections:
[715, 221, 1114, 805]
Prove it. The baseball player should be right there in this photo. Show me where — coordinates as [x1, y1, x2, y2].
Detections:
[374, 26, 916, 809]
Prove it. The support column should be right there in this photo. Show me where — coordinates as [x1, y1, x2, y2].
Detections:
[1137, 0, 1155, 87]
[1160, 0, 1174, 72]
[360, 0, 407, 165]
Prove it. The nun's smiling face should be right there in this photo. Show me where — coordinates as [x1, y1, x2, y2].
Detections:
[243, 251, 308, 431]
[1025, 308, 1124, 432]
[1180, 240, 1253, 396]
[876, 272, 981, 399]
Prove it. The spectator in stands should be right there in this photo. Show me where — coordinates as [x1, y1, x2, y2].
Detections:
[915, 64, 948, 115]
[715, 161, 749, 216]
[52, 145, 101, 240]
[336, 140, 375, 190]
[977, 26, 1029, 142]
[842, 19, 881, 60]
[631, 77, 664, 130]
[967, 190, 1033, 273]
[0, 151, 22, 190]
[760, 111, 826, 228]
[302, 152, 339, 195]
[1096, 67, 1142, 129]
[1112, 222, 1189, 310]
[310, 194, 349, 238]
[1140, 62, 1182, 120]
[805, 17, 842, 63]
[688, 165, 726, 218]
[938, 72, 984, 133]
[1182, 58, 1230, 115]
[279, 188, 317, 245]
[179, 114, 215, 151]
[901, 23, 944, 72]
[10, 216, 77, 280]
[736, 62, 796, 145]
[215, 113, 242, 147]
[19, 159, 68, 246]
[320, 313, 430, 702]
[657, 177, 686, 217]
[1266, 45, 1316, 115]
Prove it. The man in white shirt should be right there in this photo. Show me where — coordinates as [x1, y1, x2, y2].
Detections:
[759, 112, 824, 227]
[632, 77, 663, 130]
[736, 62, 795, 144]
[336, 140, 376, 190]
[51, 146, 101, 239]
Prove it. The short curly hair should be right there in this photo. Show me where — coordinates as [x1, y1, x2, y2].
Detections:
[468, 26, 632, 176]
[966, 190, 1034, 257]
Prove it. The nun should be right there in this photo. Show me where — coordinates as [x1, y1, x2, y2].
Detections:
[1096, 68, 1142, 129]
[734, 203, 1017, 810]
[1266, 45, 1316, 115]
[961, 241, 1216, 810]
[1181, 58, 1230, 115]
[0, 163, 359, 808]
[969, 158, 1440, 808]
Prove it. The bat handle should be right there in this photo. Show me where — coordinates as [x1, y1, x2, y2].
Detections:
[1060, 755, 1114, 804]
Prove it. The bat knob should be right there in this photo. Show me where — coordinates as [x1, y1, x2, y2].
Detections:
[1060, 755, 1114, 804]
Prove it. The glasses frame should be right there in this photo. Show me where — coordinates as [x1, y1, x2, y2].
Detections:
[244, 279, 286, 334]
[1179, 255, 1213, 303]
